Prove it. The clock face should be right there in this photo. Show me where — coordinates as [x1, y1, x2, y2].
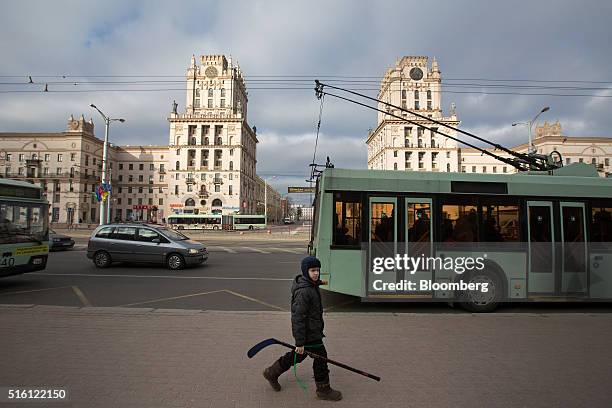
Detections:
[205, 66, 218, 78]
[409, 67, 423, 81]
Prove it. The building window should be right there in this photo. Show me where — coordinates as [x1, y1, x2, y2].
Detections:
[446, 151, 451, 159]
[119, 175, 123, 182]
[117, 198, 122, 205]
[176, 149, 180, 155]
[606, 158, 610, 166]
[174, 185, 179, 195]
[44, 154, 50, 162]
[128, 187, 133, 193]
[461, 166, 466, 172]
[43, 167, 48, 175]
[18, 167, 24, 175]
[57, 154, 63, 162]
[393, 150, 398, 157]
[472, 166, 476, 173]
[482, 166, 487, 173]
[447, 163, 451, 172]
[71, 153, 76, 161]
[119, 163, 123, 170]
[592, 158, 597, 165]
[220, 99, 225, 108]
[93, 158, 97, 165]
[215, 184, 220, 193]
[414, 100, 420, 110]
[138, 187, 143, 194]
[176, 161, 180, 170]
[427, 90, 431, 99]
[208, 88, 213, 97]
[418, 152, 425, 169]
[431, 152, 438, 169]
[128, 175, 133, 182]
[139, 164, 144, 170]
[150, 164, 154, 171]
[128, 198, 132, 205]
[229, 185, 233, 195]
[129, 164, 133, 170]
[159, 198, 164, 205]
[56, 167, 62, 175]
[208, 99, 213, 108]
[579, 158, 584, 163]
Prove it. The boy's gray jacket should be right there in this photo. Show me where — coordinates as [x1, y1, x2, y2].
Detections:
[291, 275, 325, 347]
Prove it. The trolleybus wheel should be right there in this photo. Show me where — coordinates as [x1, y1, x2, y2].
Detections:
[93, 250, 112, 268]
[248, 225, 254, 230]
[459, 271, 503, 313]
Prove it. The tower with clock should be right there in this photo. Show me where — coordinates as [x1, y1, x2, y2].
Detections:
[367, 56, 460, 173]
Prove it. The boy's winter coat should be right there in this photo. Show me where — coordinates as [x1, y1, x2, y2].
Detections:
[291, 275, 324, 347]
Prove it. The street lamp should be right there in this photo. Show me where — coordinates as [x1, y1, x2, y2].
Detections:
[512, 106, 550, 154]
[90, 104, 125, 225]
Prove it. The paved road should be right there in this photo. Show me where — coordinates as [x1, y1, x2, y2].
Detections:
[2, 241, 612, 314]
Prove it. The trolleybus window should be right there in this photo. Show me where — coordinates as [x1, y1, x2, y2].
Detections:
[333, 193, 361, 246]
[481, 204, 520, 242]
[529, 206, 553, 274]
[371, 203, 395, 243]
[441, 203, 478, 242]
[562, 206, 586, 273]
[591, 206, 612, 242]
[406, 203, 430, 243]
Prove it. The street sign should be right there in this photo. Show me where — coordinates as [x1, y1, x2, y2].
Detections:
[288, 186, 315, 193]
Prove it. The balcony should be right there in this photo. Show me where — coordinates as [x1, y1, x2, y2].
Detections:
[186, 177, 196, 184]
[213, 178, 223, 184]
[25, 158, 42, 166]
[159, 169, 166, 174]
[198, 191, 209, 198]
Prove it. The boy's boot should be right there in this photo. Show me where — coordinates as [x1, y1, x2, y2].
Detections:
[263, 360, 284, 391]
[316, 382, 343, 401]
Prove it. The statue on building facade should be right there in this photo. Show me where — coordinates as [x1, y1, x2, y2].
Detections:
[172, 100, 178, 114]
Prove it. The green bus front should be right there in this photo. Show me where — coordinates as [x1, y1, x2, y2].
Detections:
[0, 180, 49, 277]
[310, 165, 612, 308]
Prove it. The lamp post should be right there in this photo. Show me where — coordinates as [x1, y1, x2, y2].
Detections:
[512, 106, 550, 154]
[90, 104, 125, 225]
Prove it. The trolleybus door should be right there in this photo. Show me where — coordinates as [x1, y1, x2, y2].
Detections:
[405, 198, 433, 289]
[559, 202, 587, 294]
[527, 201, 555, 294]
[368, 197, 397, 291]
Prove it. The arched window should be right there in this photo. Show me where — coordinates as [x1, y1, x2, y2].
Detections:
[427, 90, 431, 99]
[212, 198, 222, 207]
[204, 137, 209, 145]
[185, 198, 196, 207]
[191, 137, 196, 145]
[176, 136, 180, 145]
[221, 88, 226, 97]
[393, 163, 398, 170]
[229, 161, 233, 170]
[175, 161, 180, 170]
[208, 88, 213, 97]
[414, 90, 419, 99]
[216, 137, 223, 145]
[229, 136, 233, 145]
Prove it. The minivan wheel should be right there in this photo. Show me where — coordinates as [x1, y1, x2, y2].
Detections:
[167, 253, 185, 270]
[93, 250, 112, 268]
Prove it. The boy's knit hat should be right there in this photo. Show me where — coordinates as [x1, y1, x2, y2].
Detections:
[301, 256, 321, 278]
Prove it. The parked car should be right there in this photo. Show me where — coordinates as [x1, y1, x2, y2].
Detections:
[48, 229, 75, 251]
[86, 223, 208, 270]
[283, 217, 295, 225]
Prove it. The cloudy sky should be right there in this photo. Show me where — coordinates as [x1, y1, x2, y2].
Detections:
[1, 0, 611, 197]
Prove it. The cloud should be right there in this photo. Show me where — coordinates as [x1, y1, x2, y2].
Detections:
[1, 0, 611, 182]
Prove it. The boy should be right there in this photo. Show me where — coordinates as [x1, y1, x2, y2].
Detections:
[263, 256, 342, 401]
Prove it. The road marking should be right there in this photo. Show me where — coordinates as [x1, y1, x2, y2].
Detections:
[0, 285, 73, 296]
[213, 246, 238, 253]
[222, 290, 287, 311]
[240, 246, 271, 254]
[118, 290, 225, 307]
[117, 289, 287, 311]
[72, 286, 92, 307]
[31, 272, 293, 281]
[268, 247, 304, 254]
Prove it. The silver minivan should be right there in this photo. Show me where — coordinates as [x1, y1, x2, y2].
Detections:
[87, 223, 208, 270]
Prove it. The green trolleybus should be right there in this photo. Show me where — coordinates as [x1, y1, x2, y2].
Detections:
[0, 179, 49, 277]
[233, 215, 267, 230]
[309, 164, 612, 311]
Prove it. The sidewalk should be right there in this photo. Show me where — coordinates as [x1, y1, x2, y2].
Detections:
[1, 305, 611, 407]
